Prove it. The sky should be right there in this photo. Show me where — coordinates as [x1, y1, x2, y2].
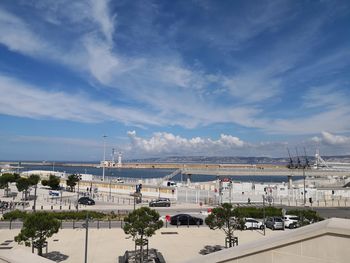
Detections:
[0, 0, 350, 161]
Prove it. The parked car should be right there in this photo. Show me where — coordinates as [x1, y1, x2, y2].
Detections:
[265, 217, 284, 230]
[288, 221, 301, 229]
[243, 218, 265, 230]
[78, 197, 95, 205]
[170, 214, 203, 226]
[283, 215, 300, 228]
[149, 198, 171, 207]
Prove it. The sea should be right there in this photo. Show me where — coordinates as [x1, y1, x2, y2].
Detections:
[21, 165, 302, 183]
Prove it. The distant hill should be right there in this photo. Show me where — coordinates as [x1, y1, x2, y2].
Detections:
[127, 155, 350, 164]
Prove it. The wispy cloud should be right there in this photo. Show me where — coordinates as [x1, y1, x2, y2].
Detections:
[12, 135, 101, 148]
[0, 75, 163, 126]
[0, 1, 349, 138]
[0, 8, 47, 56]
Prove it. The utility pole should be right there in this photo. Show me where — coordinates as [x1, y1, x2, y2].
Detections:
[303, 168, 306, 206]
[102, 135, 107, 181]
[33, 184, 37, 212]
[262, 195, 266, 236]
[83, 213, 89, 263]
[76, 175, 81, 212]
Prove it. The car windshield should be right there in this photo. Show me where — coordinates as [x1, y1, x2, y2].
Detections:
[275, 218, 283, 222]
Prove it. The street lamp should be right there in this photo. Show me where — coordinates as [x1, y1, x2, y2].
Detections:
[303, 167, 307, 206]
[102, 135, 107, 181]
[262, 195, 266, 236]
[82, 213, 90, 263]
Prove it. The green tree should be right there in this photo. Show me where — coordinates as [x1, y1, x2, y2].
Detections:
[123, 207, 163, 261]
[41, 179, 48, 186]
[16, 177, 31, 200]
[15, 212, 60, 256]
[0, 173, 18, 197]
[205, 203, 243, 247]
[47, 175, 60, 190]
[28, 174, 40, 186]
[66, 174, 80, 192]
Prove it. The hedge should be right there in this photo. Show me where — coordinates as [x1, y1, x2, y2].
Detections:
[2, 210, 127, 221]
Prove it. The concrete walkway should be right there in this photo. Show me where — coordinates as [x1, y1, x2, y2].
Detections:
[0, 227, 284, 263]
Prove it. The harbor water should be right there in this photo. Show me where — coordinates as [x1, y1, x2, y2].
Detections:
[21, 165, 303, 183]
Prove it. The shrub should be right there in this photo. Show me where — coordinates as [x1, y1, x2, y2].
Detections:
[287, 209, 324, 223]
[2, 210, 120, 221]
[2, 210, 28, 220]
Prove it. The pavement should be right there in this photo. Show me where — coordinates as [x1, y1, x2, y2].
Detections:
[0, 226, 285, 263]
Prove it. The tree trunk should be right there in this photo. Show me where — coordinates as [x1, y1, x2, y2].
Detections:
[140, 235, 143, 263]
[37, 246, 43, 256]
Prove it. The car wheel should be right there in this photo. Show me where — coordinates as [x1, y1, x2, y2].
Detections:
[243, 225, 247, 230]
[272, 225, 275, 230]
[260, 225, 264, 230]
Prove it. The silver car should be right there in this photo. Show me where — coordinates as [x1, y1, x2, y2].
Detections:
[265, 217, 284, 230]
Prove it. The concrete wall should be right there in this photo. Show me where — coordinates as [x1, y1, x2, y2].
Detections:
[223, 234, 350, 263]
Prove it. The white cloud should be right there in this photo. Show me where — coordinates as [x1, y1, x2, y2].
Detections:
[127, 130, 245, 156]
[312, 131, 350, 146]
[124, 130, 296, 157]
[0, 75, 163, 126]
[0, 8, 47, 56]
[90, 0, 116, 44]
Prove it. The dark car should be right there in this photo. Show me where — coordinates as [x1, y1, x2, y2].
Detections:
[149, 198, 171, 207]
[170, 214, 203, 226]
[78, 197, 95, 205]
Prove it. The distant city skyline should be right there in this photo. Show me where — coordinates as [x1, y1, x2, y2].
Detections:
[0, 0, 350, 161]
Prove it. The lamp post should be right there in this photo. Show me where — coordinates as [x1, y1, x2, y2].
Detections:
[33, 184, 37, 212]
[303, 168, 306, 206]
[83, 213, 90, 263]
[262, 195, 266, 236]
[76, 175, 81, 212]
[102, 135, 107, 181]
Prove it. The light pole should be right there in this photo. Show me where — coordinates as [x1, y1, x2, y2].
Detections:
[83, 213, 89, 263]
[76, 175, 81, 212]
[303, 168, 306, 206]
[262, 195, 266, 236]
[33, 184, 37, 212]
[102, 135, 107, 181]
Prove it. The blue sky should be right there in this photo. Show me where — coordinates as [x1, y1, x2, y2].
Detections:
[0, 0, 350, 161]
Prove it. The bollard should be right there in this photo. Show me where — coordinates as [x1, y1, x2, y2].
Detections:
[97, 220, 100, 229]
[41, 205, 43, 210]
[166, 220, 168, 228]
[187, 217, 190, 228]
[109, 219, 111, 229]
[73, 220, 75, 229]
[69, 205, 71, 210]
[60, 206, 62, 210]
[9, 219, 12, 230]
[61, 220, 63, 229]
[51, 205, 53, 210]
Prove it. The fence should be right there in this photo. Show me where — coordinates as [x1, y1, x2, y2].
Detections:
[0, 219, 204, 230]
[176, 187, 350, 207]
